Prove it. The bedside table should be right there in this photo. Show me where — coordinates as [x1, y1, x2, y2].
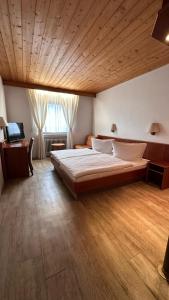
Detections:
[146, 161, 169, 189]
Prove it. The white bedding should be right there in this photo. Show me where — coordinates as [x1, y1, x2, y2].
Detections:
[75, 159, 148, 182]
[59, 154, 133, 179]
[51, 148, 149, 184]
[50, 148, 100, 162]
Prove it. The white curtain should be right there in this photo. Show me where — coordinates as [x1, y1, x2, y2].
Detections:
[44, 101, 68, 133]
[28, 89, 48, 159]
[61, 94, 79, 148]
[28, 89, 79, 156]
[42, 91, 79, 148]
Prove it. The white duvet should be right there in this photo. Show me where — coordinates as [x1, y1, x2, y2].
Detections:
[59, 153, 133, 179]
[50, 148, 100, 161]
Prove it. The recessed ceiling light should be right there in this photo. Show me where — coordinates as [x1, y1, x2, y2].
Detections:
[152, 0, 169, 46]
[165, 33, 169, 42]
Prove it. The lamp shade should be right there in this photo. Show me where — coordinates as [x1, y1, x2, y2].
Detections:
[111, 123, 117, 132]
[149, 123, 160, 135]
[0, 116, 7, 128]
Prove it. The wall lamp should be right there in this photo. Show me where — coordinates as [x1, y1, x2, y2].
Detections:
[0, 116, 7, 129]
[152, 0, 169, 45]
[111, 123, 117, 132]
[149, 123, 160, 135]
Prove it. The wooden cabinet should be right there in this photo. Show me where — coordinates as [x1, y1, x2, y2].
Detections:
[1, 140, 29, 179]
[146, 161, 169, 189]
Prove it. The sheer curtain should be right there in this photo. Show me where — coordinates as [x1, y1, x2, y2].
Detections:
[61, 94, 79, 149]
[28, 89, 48, 159]
[44, 92, 79, 148]
[44, 102, 68, 133]
[28, 89, 79, 157]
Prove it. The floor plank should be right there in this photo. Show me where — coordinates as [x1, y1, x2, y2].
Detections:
[0, 159, 169, 300]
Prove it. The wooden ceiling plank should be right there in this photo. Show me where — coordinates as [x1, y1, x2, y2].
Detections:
[8, 0, 23, 81]
[57, 0, 160, 88]
[36, 0, 95, 84]
[95, 50, 169, 92]
[64, 2, 162, 89]
[51, 1, 152, 84]
[115, 46, 169, 77]
[78, 45, 168, 91]
[47, 0, 134, 86]
[22, 0, 36, 81]
[37, 0, 84, 83]
[2, 79, 96, 97]
[51, 1, 140, 84]
[44, 0, 117, 84]
[75, 26, 160, 89]
[28, 0, 51, 82]
[78, 38, 168, 90]
[0, 0, 18, 80]
[32, 0, 68, 83]
[100, 40, 166, 79]
[0, 32, 11, 78]
[1, 0, 169, 93]
[75, 40, 169, 91]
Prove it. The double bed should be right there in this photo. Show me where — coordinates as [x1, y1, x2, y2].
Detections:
[50, 147, 148, 198]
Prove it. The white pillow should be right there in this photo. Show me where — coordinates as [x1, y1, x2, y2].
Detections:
[112, 141, 147, 161]
[92, 138, 113, 154]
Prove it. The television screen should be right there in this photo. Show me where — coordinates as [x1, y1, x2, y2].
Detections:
[6, 122, 25, 143]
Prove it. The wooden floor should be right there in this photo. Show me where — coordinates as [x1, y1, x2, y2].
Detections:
[0, 159, 169, 300]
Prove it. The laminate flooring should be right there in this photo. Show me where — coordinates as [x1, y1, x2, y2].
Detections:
[0, 159, 169, 300]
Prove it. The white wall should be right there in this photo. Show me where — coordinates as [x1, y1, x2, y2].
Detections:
[73, 96, 93, 144]
[5, 86, 33, 140]
[94, 64, 169, 144]
[4, 86, 93, 150]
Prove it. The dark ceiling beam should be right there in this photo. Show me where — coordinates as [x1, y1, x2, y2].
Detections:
[152, 0, 169, 45]
[162, 0, 169, 8]
[3, 80, 96, 98]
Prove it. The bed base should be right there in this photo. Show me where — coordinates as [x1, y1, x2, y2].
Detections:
[51, 157, 147, 199]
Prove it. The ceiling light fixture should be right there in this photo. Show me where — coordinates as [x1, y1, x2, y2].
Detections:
[165, 33, 169, 42]
[152, 0, 169, 45]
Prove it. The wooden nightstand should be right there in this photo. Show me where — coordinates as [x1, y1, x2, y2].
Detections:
[146, 161, 169, 189]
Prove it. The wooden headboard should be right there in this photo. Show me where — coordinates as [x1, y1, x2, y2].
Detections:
[97, 135, 169, 162]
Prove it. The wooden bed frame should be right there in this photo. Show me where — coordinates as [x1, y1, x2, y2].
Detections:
[51, 135, 169, 198]
[51, 156, 146, 198]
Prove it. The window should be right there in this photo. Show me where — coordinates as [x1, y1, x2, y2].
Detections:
[43, 103, 68, 133]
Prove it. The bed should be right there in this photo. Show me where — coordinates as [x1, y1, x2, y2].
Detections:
[50, 147, 148, 198]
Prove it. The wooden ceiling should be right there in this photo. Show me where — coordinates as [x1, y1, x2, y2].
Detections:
[0, 0, 169, 95]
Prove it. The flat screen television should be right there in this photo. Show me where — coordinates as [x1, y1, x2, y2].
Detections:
[6, 122, 25, 143]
